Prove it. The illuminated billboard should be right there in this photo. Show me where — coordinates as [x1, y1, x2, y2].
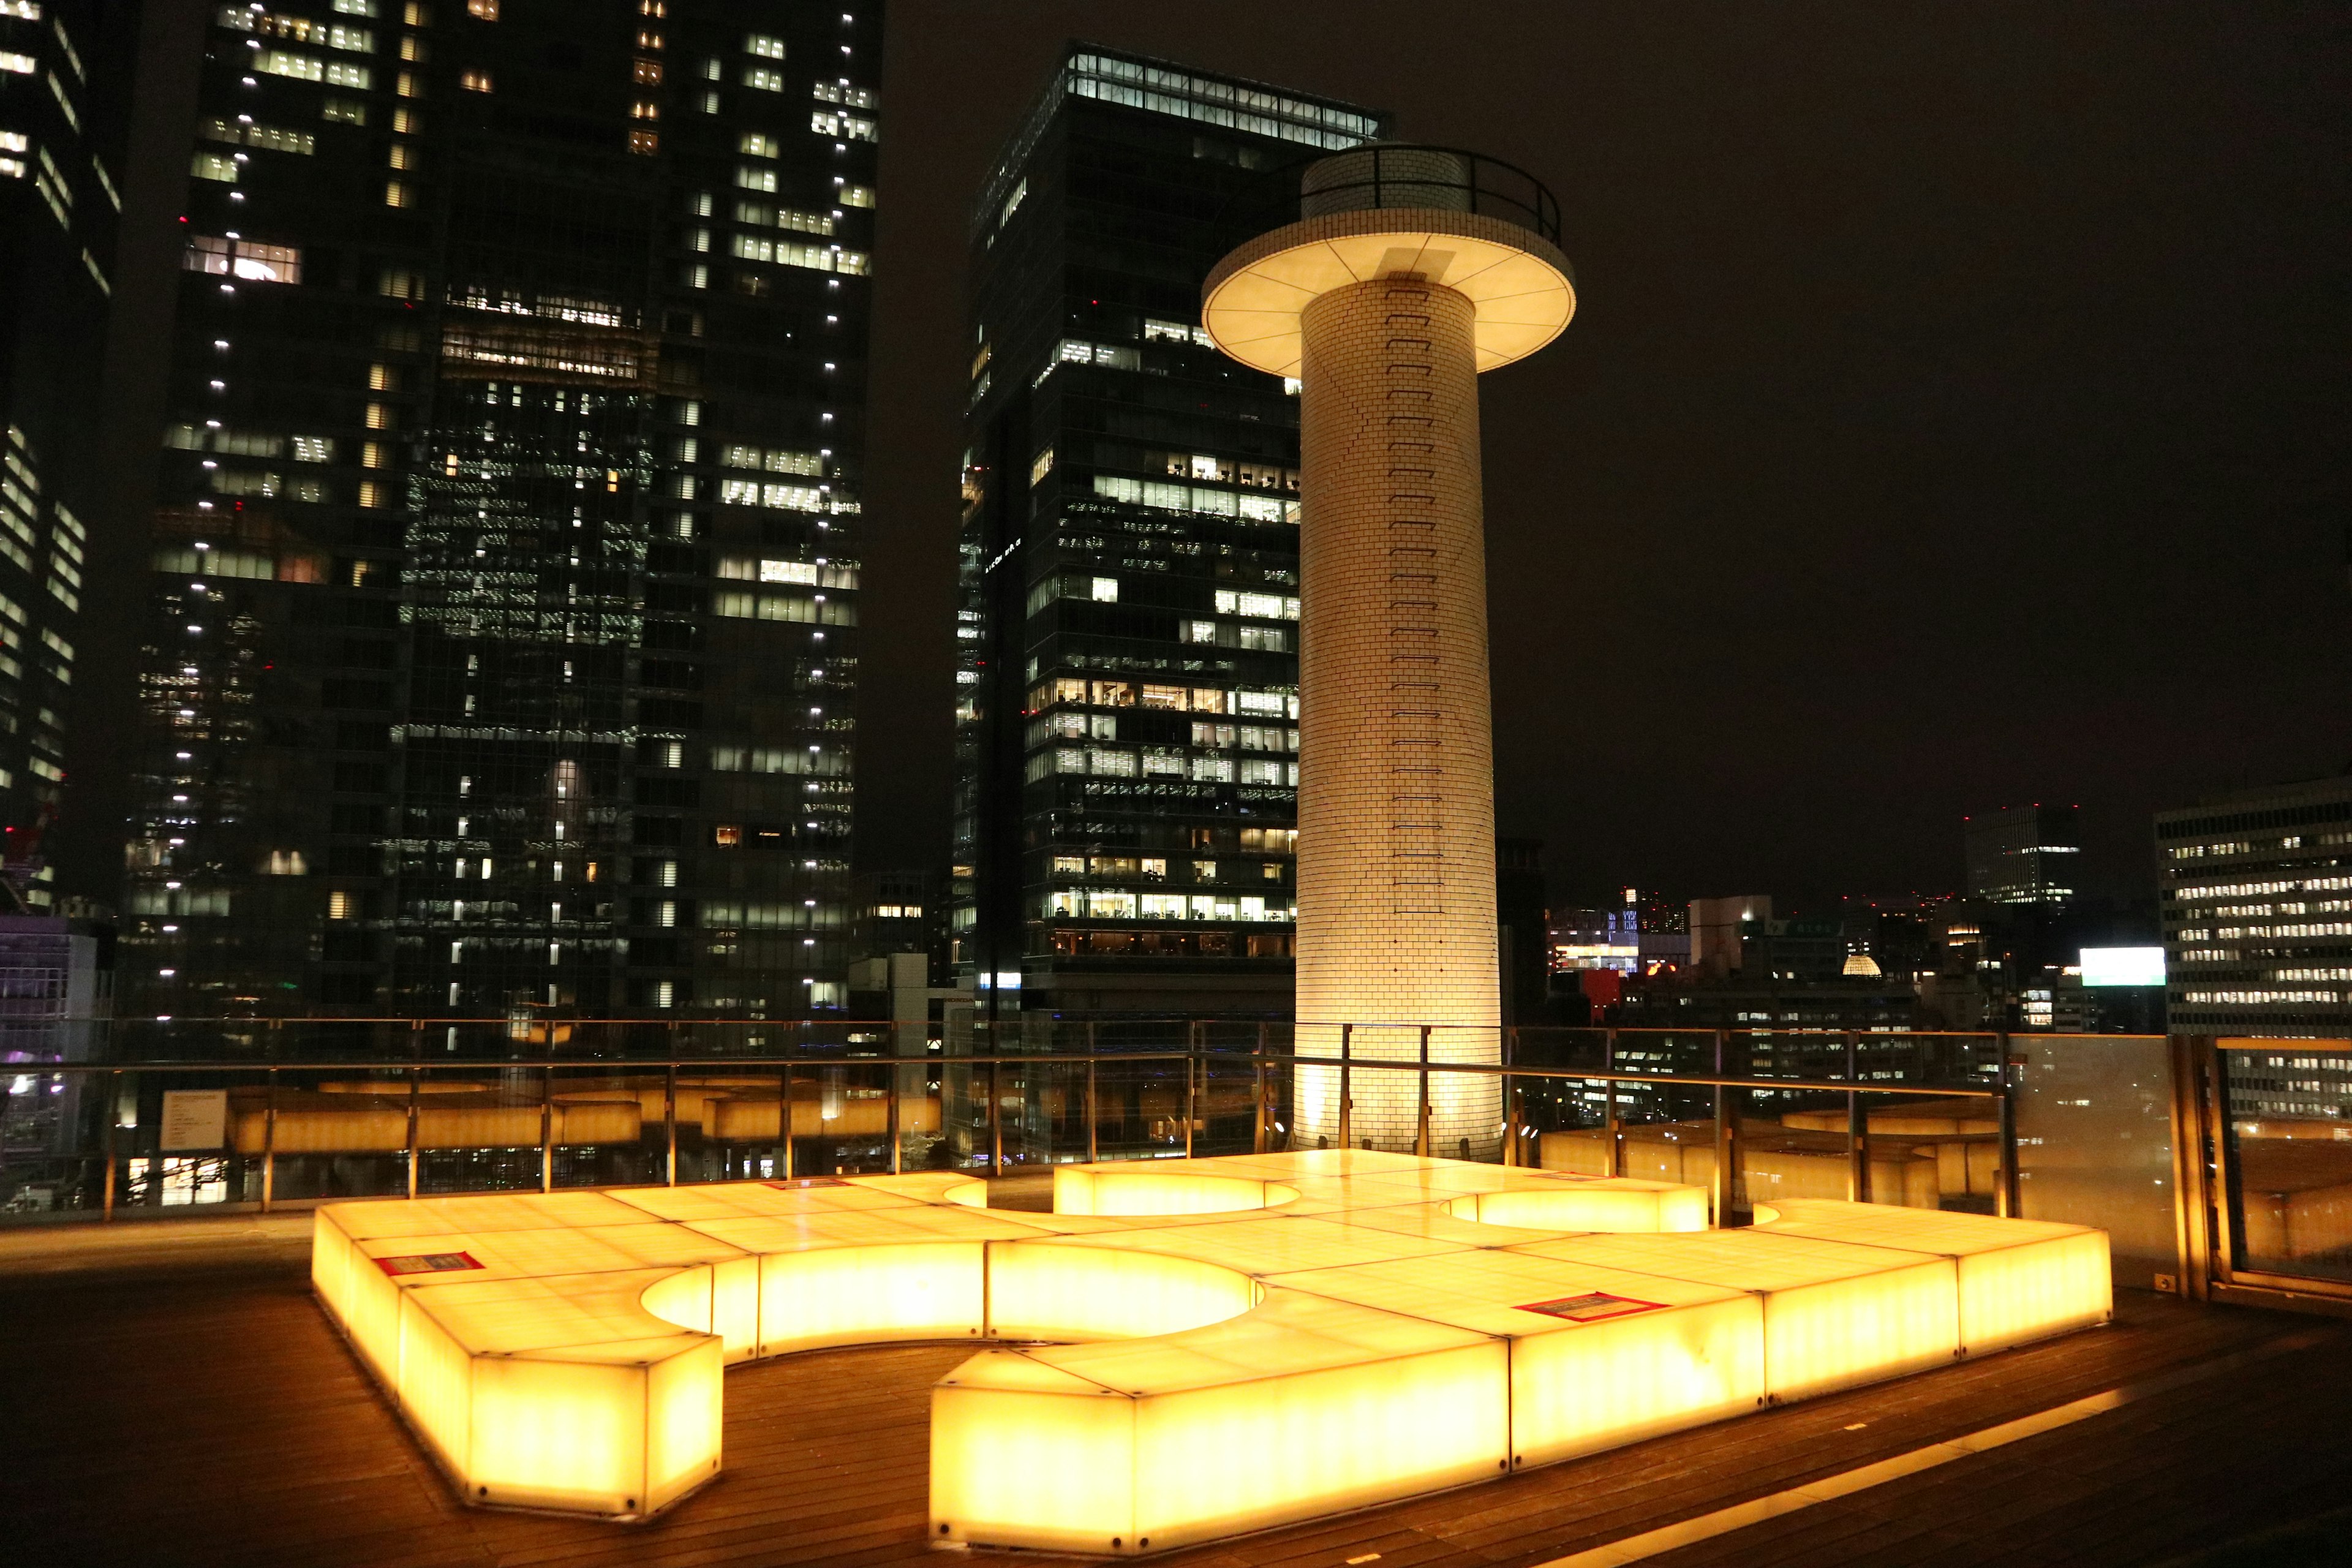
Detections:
[2079, 946, 2165, 987]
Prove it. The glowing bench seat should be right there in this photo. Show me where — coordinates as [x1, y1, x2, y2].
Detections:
[309, 1150, 2108, 1551]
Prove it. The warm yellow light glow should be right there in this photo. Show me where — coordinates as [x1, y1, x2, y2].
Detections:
[1053, 1165, 1297, 1216]
[312, 1151, 2108, 1548]
[1445, 1181, 1709, 1234]
[1749, 1199, 2114, 1353]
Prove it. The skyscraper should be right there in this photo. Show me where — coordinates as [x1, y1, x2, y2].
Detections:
[1963, 804, 2081, 905]
[2159, 775, 2352, 1036]
[0, 0, 130, 906]
[123, 0, 881, 1022]
[951, 48, 1387, 1021]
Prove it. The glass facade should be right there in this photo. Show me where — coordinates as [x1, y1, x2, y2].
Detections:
[0, 0, 124, 908]
[124, 1, 881, 1023]
[2159, 775, 2352, 1035]
[951, 48, 1387, 1020]
[1962, 804, 2081, 905]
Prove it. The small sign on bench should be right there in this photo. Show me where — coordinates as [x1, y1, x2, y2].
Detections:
[1516, 1292, 1661, 1323]
[375, 1252, 484, 1277]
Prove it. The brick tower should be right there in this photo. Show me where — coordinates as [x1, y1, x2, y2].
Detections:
[1203, 147, 1575, 1155]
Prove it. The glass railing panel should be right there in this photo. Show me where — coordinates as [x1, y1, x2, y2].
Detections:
[546, 1066, 664, 1189]
[1088, 1055, 1191, 1162]
[894, 1054, 947, 1174]
[216, 1067, 401, 1204]
[1506, 1026, 1609, 1075]
[1735, 1083, 1858, 1210]
[780, 1061, 896, 1178]
[2218, 1040, 2352, 1286]
[1586, 1075, 1721, 1213]
[2010, 1034, 2176, 1285]
[1, 1065, 114, 1218]
[1192, 1053, 1261, 1158]
[1852, 1087, 1997, 1212]
[409, 1066, 545, 1197]
[1513, 1070, 1614, 1175]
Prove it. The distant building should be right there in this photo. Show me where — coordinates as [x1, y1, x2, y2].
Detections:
[1836, 893, 1951, 981]
[1615, 973, 1918, 1033]
[2158, 775, 2352, 1036]
[1738, 918, 1845, 981]
[1549, 906, 1635, 974]
[1496, 839, 1548, 1027]
[1689, 894, 1770, 978]
[948, 46, 1389, 1020]
[1964, 805, 2081, 904]
[2018, 954, 2166, 1035]
[850, 869, 940, 966]
[1633, 888, 1686, 935]
[0, 913, 111, 1061]
[0, 0, 129, 906]
[121, 2, 884, 1022]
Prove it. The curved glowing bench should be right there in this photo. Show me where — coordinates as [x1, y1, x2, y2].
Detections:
[311, 1151, 2108, 1550]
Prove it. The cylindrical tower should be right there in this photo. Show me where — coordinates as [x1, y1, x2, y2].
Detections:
[1202, 145, 1574, 1156]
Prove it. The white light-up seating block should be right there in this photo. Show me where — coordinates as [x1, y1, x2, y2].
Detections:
[311, 1151, 2107, 1550]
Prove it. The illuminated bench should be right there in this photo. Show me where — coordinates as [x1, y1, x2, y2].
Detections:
[310, 1150, 2108, 1551]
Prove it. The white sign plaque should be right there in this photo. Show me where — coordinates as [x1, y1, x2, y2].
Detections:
[159, 1089, 230, 1152]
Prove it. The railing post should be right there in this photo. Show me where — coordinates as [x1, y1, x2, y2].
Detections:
[664, 1058, 678, 1188]
[1085, 1020, 1098, 1164]
[1338, 1023, 1353, 1151]
[1845, 1030, 1869, 1205]
[988, 1053, 1003, 1179]
[540, 1063, 554, 1194]
[888, 1058, 902, 1175]
[1711, 1028, 1735, 1227]
[1184, 1032, 1197, 1160]
[1604, 1027, 1621, 1178]
[406, 1065, 421, 1200]
[1415, 1024, 1431, 1159]
[1502, 1024, 1519, 1167]
[780, 1052, 794, 1180]
[102, 1068, 119, 1222]
[1996, 1079, 2020, 1219]
[1253, 1022, 1268, 1155]
[262, 1019, 283, 1214]
[262, 1066, 278, 1213]
[2166, 1033, 2215, 1300]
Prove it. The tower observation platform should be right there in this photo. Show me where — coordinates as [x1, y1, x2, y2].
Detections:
[1204, 146, 1576, 1156]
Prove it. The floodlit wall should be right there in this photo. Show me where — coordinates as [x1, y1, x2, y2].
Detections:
[1291, 280, 1501, 1156]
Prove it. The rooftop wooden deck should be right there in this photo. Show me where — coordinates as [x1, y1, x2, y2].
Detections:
[2, 1208, 2345, 1568]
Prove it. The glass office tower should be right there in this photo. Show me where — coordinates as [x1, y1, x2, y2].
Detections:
[123, 0, 881, 1021]
[951, 48, 1387, 1020]
[0, 0, 130, 905]
[2160, 775, 2352, 1036]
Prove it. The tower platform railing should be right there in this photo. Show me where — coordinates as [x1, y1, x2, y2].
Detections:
[1216, 140, 1563, 247]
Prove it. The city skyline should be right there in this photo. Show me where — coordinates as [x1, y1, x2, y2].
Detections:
[3, 13, 2349, 1565]
[9, 0, 2344, 947]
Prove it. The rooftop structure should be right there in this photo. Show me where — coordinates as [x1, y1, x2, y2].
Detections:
[1204, 144, 1575, 1154]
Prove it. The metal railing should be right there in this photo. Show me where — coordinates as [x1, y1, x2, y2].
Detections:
[1, 1020, 2017, 1231]
[1219, 141, 1564, 250]
[17, 1023, 2348, 1316]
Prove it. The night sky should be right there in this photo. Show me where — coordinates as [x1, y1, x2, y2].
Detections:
[846, 2, 2349, 909]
